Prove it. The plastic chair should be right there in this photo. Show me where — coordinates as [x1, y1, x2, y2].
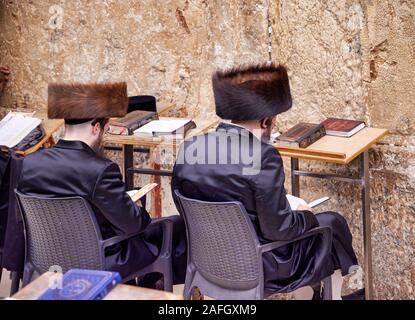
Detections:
[174, 189, 333, 300]
[14, 190, 173, 292]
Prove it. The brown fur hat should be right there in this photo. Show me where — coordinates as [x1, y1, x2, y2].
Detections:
[48, 82, 128, 120]
[212, 63, 292, 121]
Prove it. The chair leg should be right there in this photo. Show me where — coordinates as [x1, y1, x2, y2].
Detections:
[322, 276, 333, 300]
[183, 282, 194, 300]
[163, 266, 173, 292]
[10, 272, 22, 296]
[22, 264, 35, 287]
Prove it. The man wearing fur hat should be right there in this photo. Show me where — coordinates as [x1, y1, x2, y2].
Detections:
[171, 64, 359, 299]
[17, 82, 186, 286]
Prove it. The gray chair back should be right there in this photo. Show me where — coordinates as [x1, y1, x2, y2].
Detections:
[15, 190, 105, 284]
[174, 190, 264, 300]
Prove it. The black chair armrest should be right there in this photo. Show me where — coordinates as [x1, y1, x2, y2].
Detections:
[259, 226, 332, 255]
[150, 217, 174, 259]
[102, 232, 142, 248]
[101, 217, 174, 252]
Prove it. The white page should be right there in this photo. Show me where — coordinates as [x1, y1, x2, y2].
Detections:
[286, 194, 307, 210]
[287, 194, 330, 210]
[308, 196, 330, 208]
[126, 190, 139, 198]
[134, 119, 191, 136]
[0, 112, 41, 148]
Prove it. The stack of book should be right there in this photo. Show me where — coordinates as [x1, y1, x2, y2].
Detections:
[276, 118, 366, 148]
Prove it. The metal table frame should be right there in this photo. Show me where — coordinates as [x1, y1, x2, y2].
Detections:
[121, 145, 173, 217]
[290, 150, 373, 300]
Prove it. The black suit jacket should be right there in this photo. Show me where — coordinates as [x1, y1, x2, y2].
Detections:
[17, 139, 155, 277]
[172, 122, 318, 242]
[172, 122, 334, 292]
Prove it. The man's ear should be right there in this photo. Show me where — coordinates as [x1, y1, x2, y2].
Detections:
[260, 118, 270, 129]
[91, 122, 101, 135]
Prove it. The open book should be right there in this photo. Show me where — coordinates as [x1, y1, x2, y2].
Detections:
[0, 111, 41, 148]
[286, 194, 330, 210]
[133, 118, 195, 139]
[126, 183, 158, 203]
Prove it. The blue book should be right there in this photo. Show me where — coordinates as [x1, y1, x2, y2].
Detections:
[38, 269, 122, 300]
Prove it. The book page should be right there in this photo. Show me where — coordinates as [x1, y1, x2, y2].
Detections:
[308, 196, 330, 208]
[287, 194, 330, 210]
[127, 183, 158, 202]
[0, 111, 41, 148]
[286, 194, 307, 210]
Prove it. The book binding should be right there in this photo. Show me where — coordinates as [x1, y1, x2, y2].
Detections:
[276, 122, 326, 148]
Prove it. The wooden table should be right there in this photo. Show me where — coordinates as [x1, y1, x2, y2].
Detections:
[104, 116, 218, 217]
[274, 127, 388, 300]
[11, 272, 182, 300]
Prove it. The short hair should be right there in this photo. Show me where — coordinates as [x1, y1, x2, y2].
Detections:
[91, 118, 109, 128]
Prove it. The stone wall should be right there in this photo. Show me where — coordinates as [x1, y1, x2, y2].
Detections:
[1, 0, 414, 299]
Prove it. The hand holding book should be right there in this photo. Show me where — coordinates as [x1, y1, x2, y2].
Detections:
[127, 183, 158, 204]
[286, 194, 330, 211]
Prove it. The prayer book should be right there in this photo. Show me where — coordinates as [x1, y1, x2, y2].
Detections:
[321, 118, 366, 137]
[38, 269, 121, 300]
[0, 111, 41, 148]
[127, 183, 158, 203]
[276, 122, 326, 148]
[108, 110, 158, 135]
[286, 194, 330, 210]
[134, 118, 196, 139]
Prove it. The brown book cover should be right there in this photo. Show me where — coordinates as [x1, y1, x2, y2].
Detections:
[108, 110, 158, 135]
[276, 122, 326, 148]
[321, 118, 365, 137]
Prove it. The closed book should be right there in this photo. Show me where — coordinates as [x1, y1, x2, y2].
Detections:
[108, 110, 158, 135]
[38, 269, 121, 300]
[276, 122, 326, 148]
[321, 118, 365, 137]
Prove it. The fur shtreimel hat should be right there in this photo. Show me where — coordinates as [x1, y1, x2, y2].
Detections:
[48, 82, 128, 122]
[212, 63, 292, 121]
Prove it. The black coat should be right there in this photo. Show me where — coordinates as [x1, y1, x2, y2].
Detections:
[17, 139, 187, 280]
[172, 122, 357, 292]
